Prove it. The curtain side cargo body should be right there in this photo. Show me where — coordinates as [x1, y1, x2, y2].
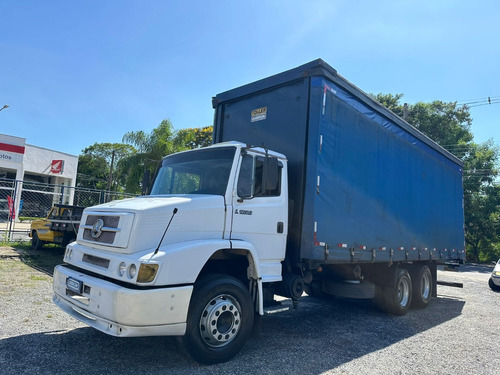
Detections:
[212, 59, 465, 267]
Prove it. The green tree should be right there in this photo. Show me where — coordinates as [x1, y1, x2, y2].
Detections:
[373, 93, 500, 262]
[462, 142, 500, 262]
[120, 121, 215, 194]
[466, 185, 500, 262]
[120, 119, 182, 194]
[77, 143, 136, 191]
[173, 126, 213, 149]
[77, 153, 108, 189]
[373, 93, 473, 148]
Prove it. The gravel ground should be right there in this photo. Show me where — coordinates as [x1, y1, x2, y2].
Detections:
[1, 248, 499, 375]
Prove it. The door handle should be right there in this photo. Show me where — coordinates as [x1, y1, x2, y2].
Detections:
[277, 222, 284, 234]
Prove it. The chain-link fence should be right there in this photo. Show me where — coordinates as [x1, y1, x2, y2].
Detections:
[0, 178, 136, 242]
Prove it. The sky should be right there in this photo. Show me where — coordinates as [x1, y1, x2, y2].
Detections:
[1, 0, 499, 156]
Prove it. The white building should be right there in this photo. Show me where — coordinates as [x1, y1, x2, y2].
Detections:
[0, 133, 78, 219]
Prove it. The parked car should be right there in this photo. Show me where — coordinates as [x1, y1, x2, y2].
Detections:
[489, 259, 500, 291]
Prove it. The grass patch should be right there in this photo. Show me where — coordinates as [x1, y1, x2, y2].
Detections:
[0, 243, 64, 293]
[19, 216, 40, 223]
[5, 242, 66, 275]
[29, 274, 50, 282]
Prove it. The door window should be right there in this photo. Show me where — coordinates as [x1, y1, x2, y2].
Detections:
[237, 154, 281, 198]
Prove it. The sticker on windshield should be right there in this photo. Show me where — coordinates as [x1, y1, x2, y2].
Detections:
[251, 107, 267, 122]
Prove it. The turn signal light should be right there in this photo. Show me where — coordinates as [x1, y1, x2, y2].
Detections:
[137, 263, 159, 283]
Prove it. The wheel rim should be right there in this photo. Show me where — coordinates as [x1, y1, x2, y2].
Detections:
[397, 277, 410, 307]
[421, 272, 431, 300]
[199, 294, 242, 348]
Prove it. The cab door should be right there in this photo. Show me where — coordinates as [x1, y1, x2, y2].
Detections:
[230, 152, 288, 282]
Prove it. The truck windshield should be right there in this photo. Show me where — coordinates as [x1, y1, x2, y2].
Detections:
[150, 147, 236, 196]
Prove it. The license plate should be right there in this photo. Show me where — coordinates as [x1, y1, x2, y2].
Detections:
[66, 277, 83, 294]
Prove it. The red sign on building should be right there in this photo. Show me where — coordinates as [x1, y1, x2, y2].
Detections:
[51, 160, 64, 174]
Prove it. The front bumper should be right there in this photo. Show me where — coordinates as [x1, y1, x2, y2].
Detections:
[53, 265, 193, 337]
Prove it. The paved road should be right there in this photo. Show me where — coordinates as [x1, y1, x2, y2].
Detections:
[0, 256, 498, 375]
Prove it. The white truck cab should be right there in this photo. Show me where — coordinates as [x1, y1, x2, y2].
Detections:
[53, 142, 288, 363]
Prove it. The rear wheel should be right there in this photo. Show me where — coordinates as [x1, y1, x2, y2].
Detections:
[375, 268, 412, 316]
[180, 275, 254, 364]
[411, 265, 432, 308]
[31, 232, 44, 250]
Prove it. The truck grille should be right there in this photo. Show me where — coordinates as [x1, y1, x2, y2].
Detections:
[79, 211, 134, 249]
[82, 215, 120, 244]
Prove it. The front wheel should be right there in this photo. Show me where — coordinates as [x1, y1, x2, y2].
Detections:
[31, 232, 44, 250]
[489, 277, 500, 291]
[180, 275, 254, 364]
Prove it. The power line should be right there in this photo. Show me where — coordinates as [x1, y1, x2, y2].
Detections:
[468, 100, 500, 108]
[456, 96, 500, 108]
[457, 96, 500, 104]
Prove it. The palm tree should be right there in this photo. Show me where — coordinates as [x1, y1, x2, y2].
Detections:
[120, 119, 183, 194]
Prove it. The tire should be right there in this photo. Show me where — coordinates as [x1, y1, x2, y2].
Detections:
[411, 265, 432, 308]
[31, 232, 44, 250]
[180, 274, 254, 364]
[377, 268, 412, 316]
[489, 277, 500, 291]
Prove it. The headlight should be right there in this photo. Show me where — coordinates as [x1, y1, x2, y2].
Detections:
[137, 263, 159, 283]
[493, 271, 500, 276]
[118, 262, 127, 277]
[128, 264, 137, 279]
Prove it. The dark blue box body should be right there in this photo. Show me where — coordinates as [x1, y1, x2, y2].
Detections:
[212, 59, 465, 265]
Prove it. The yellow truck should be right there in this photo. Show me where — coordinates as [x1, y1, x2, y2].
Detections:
[30, 204, 84, 249]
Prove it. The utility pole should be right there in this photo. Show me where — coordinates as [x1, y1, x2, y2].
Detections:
[107, 150, 116, 192]
[403, 103, 408, 121]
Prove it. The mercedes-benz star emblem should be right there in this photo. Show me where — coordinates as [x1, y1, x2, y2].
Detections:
[91, 219, 104, 239]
